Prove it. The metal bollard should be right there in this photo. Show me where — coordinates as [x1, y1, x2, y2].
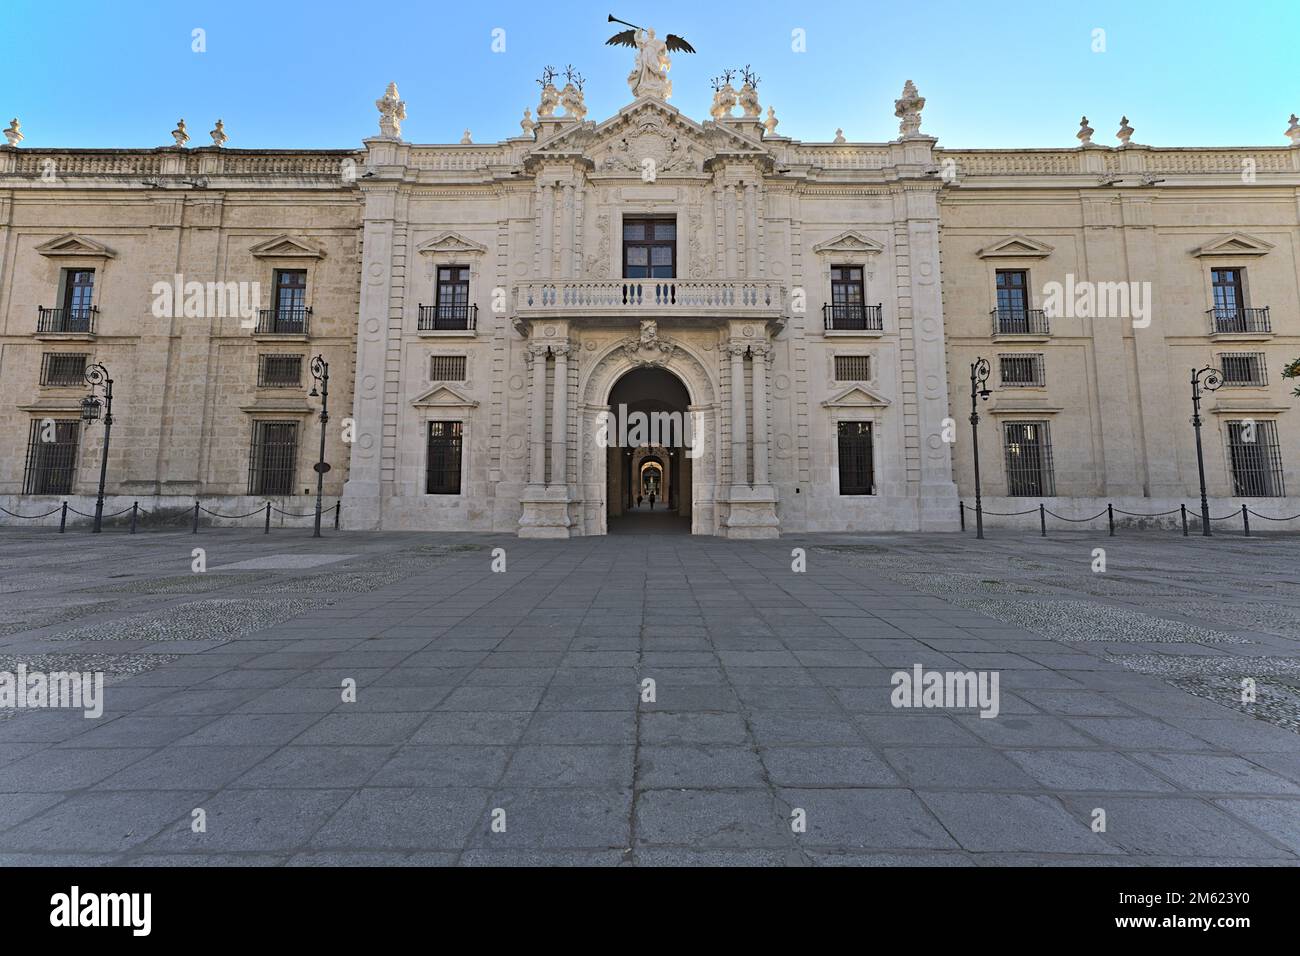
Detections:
[265, 501, 272, 535]
[334, 501, 341, 531]
[1242, 504, 1250, 538]
[59, 501, 67, 533]
[1181, 504, 1189, 537]
[959, 501, 965, 532]
[192, 501, 200, 534]
[130, 502, 138, 535]
[1039, 503, 1046, 537]
[1107, 503, 1115, 537]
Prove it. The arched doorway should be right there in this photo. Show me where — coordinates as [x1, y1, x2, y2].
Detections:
[606, 366, 692, 534]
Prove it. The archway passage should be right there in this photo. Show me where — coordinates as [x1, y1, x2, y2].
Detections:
[606, 366, 692, 534]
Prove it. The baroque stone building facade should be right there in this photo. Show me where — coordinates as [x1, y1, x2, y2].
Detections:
[2, 68, 1299, 535]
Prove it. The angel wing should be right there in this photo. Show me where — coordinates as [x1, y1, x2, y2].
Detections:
[605, 29, 637, 48]
[665, 34, 696, 54]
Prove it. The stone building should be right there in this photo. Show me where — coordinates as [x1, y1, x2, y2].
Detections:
[2, 55, 1298, 536]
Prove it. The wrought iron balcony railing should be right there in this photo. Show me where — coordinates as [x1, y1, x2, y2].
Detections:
[418, 303, 478, 331]
[37, 306, 97, 334]
[823, 303, 884, 331]
[1208, 307, 1271, 335]
[255, 307, 311, 335]
[991, 308, 1050, 336]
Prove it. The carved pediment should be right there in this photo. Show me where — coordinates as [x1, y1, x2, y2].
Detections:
[249, 235, 325, 259]
[35, 234, 115, 259]
[415, 232, 488, 257]
[821, 384, 891, 408]
[812, 231, 885, 256]
[1191, 233, 1274, 258]
[412, 383, 479, 408]
[976, 235, 1054, 259]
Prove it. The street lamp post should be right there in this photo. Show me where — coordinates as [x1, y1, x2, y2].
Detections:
[969, 357, 992, 539]
[1190, 365, 1223, 537]
[308, 355, 330, 538]
[80, 363, 114, 534]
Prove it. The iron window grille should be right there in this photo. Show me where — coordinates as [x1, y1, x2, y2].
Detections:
[1003, 421, 1056, 497]
[998, 353, 1045, 387]
[40, 352, 89, 387]
[837, 421, 874, 495]
[248, 421, 299, 496]
[1226, 420, 1284, 497]
[834, 355, 872, 381]
[622, 219, 676, 279]
[1218, 352, 1267, 387]
[23, 419, 80, 494]
[430, 355, 468, 381]
[427, 420, 463, 495]
[258, 354, 304, 388]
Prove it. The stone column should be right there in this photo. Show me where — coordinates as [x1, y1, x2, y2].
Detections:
[559, 184, 575, 277]
[750, 343, 770, 485]
[743, 182, 759, 278]
[729, 343, 748, 485]
[527, 343, 549, 485]
[550, 343, 570, 486]
[538, 183, 554, 276]
[723, 184, 738, 277]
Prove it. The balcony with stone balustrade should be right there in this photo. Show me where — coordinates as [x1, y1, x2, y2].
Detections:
[511, 279, 787, 324]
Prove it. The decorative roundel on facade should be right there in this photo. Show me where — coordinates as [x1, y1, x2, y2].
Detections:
[357, 432, 375, 450]
[771, 261, 786, 276]
[585, 340, 596, 350]
[774, 373, 791, 393]
[918, 260, 934, 278]
[364, 318, 381, 335]
[362, 374, 378, 392]
[508, 375, 525, 392]
[544, 325, 556, 337]
[927, 433, 943, 450]
[513, 261, 528, 276]
[776, 433, 793, 450]
[925, 374, 940, 394]
[920, 316, 940, 339]
[367, 263, 385, 280]
[743, 325, 754, 337]
[506, 434, 526, 457]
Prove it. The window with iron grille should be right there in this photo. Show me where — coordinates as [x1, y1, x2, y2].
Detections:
[40, 352, 88, 387]
[258, 354, 303, 388]
[999, 353, 1045, 387]
[1219, 353, 1267, 387]
[834, 354, 871, 381]
[430, 355, 468, 381]
[1226, 420, 1284, 497]
[23, 419, 79, 494]
[427, 420, 463, 495]
[1003, 421, 1055, 497]
[622, 219, 676, 278]
[248, 421, 299, 496]
[837, 421, 873, 495]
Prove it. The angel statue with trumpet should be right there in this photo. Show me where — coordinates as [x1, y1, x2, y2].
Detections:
[605, 14, 695, 101]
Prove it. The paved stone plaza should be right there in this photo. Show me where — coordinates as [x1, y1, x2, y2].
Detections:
[0, 525, 1298, 866]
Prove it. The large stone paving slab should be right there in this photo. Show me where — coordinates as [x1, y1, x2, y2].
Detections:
[0, 526, 1298, 866]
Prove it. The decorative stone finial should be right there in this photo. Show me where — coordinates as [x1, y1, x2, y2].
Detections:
[375, 82, 407, 139]
[210, 119, 228, 148]
[895, 80, 925, 137]
[763, 107, 779, 137]
[737, 65, 760, 118]
[460, 129, 472, 144]
[1116, 116, 1134, 146]
[709, 72, 738, 120]
[520, 108, 536, 137]
[3, 117, 21, 147]
[1077, 116, 1094, 145]
[1287, 114, 1300, 145]
[834, 128, 846, 144]
[171, 119, 190, 148]
[536, 66, 560, 118]
[560, 81, 587, 122]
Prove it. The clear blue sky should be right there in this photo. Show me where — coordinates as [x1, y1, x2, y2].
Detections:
[1, 0, 1296, 149]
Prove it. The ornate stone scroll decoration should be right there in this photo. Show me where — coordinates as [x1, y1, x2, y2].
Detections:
[1116, 116, 1134, 146]
[171, 119, 190, 148]
[1286, 114, 1300, 145]
[585, 213, 610, 277]
[376, 82, 406, 139]
[210, 119, 228, 148]
[3, 118, 21, 147]
[606, 119, 694, 173]
[894, 80, 925, 137]
[523, 341, 551, 368]
[710, 71, 738, 120]
[1077, 116, 1094, 145]
[763, 107, 779, 137]
[620, 320, 678, 367]
[537, 67, 560, 118]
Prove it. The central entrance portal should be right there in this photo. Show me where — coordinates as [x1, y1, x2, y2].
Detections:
[606, 366, 692, 534]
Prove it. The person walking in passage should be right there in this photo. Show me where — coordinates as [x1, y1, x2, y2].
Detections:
[649, 492, 656, 510]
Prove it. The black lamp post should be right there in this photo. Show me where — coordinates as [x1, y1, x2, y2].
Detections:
[308, 355, 331, 538]
[969, 357, 992, 539]
[81, 362, 113, 534]
[1190, 365, 1222, 537]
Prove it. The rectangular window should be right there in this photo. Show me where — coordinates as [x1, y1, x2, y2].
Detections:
[23, 419, 80, 494]
[59, 269, 96, 332]
[829, 265, 866, 326]
[1211, 268, 1244, 315]
[430, 355, 468, 381]
[270, 270, 308, 332]
[1227, 420, 1284, 497]
[1003, 421, 1055, 497]
[248, 421, 298, 496]
[258, 354, 303, 388]
[834, 354, 871, 381]
[995, 269, 1029, 315]
[427, 420, 463, 495]
[837, 421, 873, 495]
[1219, 352, 1267, 387]
[40, 352, 88, 387]
[622, 218, 676, 279]
[999, 353, 1045, 387]
[435, 266, 471, 317]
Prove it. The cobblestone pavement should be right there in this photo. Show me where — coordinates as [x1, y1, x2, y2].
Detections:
[0, 526, 1297, 866]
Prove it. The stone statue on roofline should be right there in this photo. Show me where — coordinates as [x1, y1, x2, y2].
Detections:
[375, 82, 406, 139]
